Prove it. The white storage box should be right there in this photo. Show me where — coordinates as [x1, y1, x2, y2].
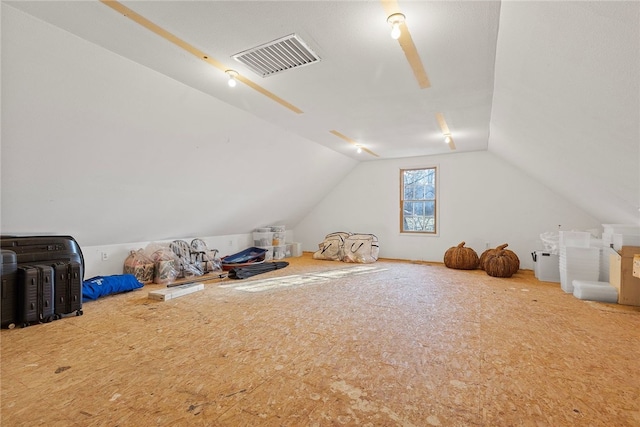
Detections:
[272, 232, 286, 246]
[572, 280, 618, 303]
[532, 251, 560, 283]
[273, 245, 287, 260]
[560, 231, 590, 248]
[258, 246, 274, 261]
[602, 224, 640, 235]
[253, 232, 273, 246]
[289, 242, 302, 257]
[612, 234, 640, 251]
[559, 246, 600, 293]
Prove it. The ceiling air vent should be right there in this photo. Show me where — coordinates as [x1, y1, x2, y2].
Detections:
[232, 34, 320, 78]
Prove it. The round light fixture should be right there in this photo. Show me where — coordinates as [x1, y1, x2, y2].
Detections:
[225, 70, 239, 88]
[387, 13, 405, 40]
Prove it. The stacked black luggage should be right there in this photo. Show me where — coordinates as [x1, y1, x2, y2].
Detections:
[1, 236, 84, 329]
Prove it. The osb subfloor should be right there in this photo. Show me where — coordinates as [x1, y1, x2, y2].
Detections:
[1, 254, 639, 426]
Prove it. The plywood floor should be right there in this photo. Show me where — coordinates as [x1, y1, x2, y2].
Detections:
[1, 254, 639, 426]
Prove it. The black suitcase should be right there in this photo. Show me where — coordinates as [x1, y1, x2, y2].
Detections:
[1, 250, 18, 329]
[1, 235, 85, 281]
[51, 261, 83, 318]
[17, 264, 55, 327]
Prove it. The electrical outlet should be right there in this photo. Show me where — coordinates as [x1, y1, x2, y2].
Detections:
[101, 251, 108, 261]
[228, 239, 233, 247]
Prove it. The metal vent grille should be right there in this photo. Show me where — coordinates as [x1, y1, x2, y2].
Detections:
[232, 34, 320, 77]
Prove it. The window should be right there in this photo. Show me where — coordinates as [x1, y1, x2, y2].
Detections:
[400, 167, 437, 233]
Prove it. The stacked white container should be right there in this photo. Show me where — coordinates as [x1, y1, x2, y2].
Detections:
[289, 242, 302, 257]
[253, 228, 274, 261]
[602, 224, 640, 251]
[270, 225, 287, 260]
[559, 231, 600, 293]
[600, 224, 640, 282]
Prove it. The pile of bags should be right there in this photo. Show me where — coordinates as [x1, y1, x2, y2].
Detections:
[123, 239, 222, 284]
[313, 232, 379, 264]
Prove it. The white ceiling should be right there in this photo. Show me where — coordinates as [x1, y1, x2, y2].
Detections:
[5, 0, 500, 160]
[4, 0, 640, 224]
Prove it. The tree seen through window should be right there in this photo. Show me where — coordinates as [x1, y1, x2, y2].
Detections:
[401, 167, 437, 233]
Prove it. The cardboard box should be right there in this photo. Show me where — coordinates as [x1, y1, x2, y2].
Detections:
[609, 246, 640, 306]
[633, 254, 640, 279]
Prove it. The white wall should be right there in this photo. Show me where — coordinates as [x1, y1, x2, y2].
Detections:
[489, 1, 640, 224]
[81, 230, 297, 279]
[1, 6, 356, 254]
[294, 151, 602, 270]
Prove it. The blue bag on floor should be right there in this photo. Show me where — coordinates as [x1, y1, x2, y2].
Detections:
[83, 274, 143, 301]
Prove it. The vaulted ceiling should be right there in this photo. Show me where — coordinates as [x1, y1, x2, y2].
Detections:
[5, 0, 501, 159]
[4, 0, 639, 224]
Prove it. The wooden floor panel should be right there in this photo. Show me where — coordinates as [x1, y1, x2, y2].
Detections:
[1, 254, 639, 426]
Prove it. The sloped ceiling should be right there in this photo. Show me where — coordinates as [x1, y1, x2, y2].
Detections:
[3, 0, 639, 225]
[4, 0, 500, 159]
[491, 1, 640, 225]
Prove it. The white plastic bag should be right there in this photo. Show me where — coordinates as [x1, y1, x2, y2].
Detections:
[540, 232, 559, 254]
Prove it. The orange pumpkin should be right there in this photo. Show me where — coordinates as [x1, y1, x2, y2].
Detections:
[484, 249, 520, 278]
[479, 243, 519, 271]
[444, 242, 479, 270]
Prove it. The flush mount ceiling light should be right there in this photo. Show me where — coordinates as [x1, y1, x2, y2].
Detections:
[225, 70, 239, 87]
[100, 1, 304, 114]
[387, 13, 405, 39]
[381, 2, 430, 88]
[435, 113, 456, 150]
[444, 134, 456, 150]
[329, 130, 380, 157]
